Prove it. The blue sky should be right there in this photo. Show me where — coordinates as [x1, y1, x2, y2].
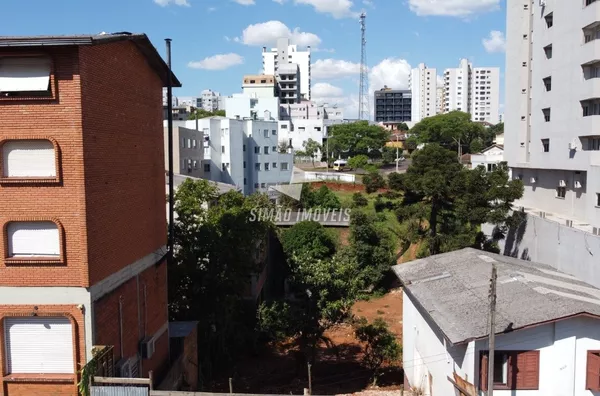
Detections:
[2, 0, 507, 118]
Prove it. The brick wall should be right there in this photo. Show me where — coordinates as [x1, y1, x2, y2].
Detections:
[0, 305, 85, 396]
[0, 47, 89, 287]
[79, 42, 167, 286]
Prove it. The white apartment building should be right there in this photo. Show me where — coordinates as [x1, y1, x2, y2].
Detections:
[443, 58, 500, 124]
[263, 38, 311, 101]
[242, 75, 277, 99]
[410, 63, 438, 122]
[199, 89, 225, 112]
[505, 0, 600, 231]
[166, 118, 293, 195]
[436, 86, 444, 114]
[164, 126, 204, 178]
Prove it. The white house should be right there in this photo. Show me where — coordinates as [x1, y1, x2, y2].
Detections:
[393, 248, 600, 396]
[471, 144, 505, 172]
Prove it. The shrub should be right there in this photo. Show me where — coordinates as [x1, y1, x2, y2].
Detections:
[363, 171, 386, 194]
[352, 192, 369, 207]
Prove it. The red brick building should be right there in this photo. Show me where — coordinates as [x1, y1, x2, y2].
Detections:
[0, 33, 181, 395]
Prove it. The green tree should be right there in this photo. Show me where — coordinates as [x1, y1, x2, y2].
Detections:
[299, 184, 341, 210]
[280, 221, 337, 261]
[363, 171, 386, 194]
[188, 108, 226, 120]
[470, 138, 485, 154]
[258, 251, 362, 364]
[352, 192, 369, 207]
[169, 179, 274, 380]
[328, 121, 390, 159]
[349, 211, 396, 289]
[387, 172, 404, 191]
[396, 122, 409, 131]
[408, 111, 486, 154]
[303, 138, 322, 166]
[381, 146, 399, 165]
[489, 122, 504, 136]
[348, 154, 369, 170]
[353, 317, 401, 385]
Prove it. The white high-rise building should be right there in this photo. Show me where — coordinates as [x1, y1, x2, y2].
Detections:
[442, 59, 500, 124]
[436, 86, 444, 115]
[410, 63, 438, 122]
[262, 38, 311, 101]
[200, 89, 225, 112]
[505, 0, 600, 229]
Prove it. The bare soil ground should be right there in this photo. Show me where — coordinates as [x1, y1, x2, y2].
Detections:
[210, 290, 404, 395]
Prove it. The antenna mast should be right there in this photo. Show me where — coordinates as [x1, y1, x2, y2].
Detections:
[359, 11, 370, 121]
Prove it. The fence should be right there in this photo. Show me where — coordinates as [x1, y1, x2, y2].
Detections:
[91, 377, 152, 396]
[303, 172, 355, 183]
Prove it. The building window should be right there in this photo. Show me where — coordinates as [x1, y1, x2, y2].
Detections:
[264, 129, 269, 138]
[1, 139, 57, 179]
[255, 163, 261, 171]
[272, 146, 277, 152]
[265, 163, 270, 171]
[6, 221, 60, 259]
[264, 146, 269, 154]
[586, 0, 597, 6]
[543, 77, 551, 91]
[542, 108, 551, 122]
[587, 351, 600, 390]
[204, 163, 210, 172]
[4, 317, 74, 374]
[244, 178, 247, 185]
[261, 183, 266, 188]
[254, 147, 260, 154]
[544, 44, 553, 59]
[272, 129, 277, 135]
[480, 351, 539, 391]
[243, 161, 246, 169]
[597, 194, 600, 207]
[588, 137, 600, 150]
[254, 183, 259, 188]
[243, 144, 246, 152]
[0, 56, 52, 97]
[556, 186, 566, 198]
[545, 12, 553, 28]
[281, 124, 288, 129]
[272, 162, 277, 168]
[193, 160, 198, 169]
[281, 162, 289, 171]
[221, 145, 225, 153]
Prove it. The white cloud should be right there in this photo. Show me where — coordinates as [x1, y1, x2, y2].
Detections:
[294, 0, 358, 19]
[313, 83, 344, 97]
[188, 53, 244, 70]
[369, 58, 411, 92]
[232, 0, 255, 4]
[224, 36, 231, 41]
[208, 6, 216, 11]
[154, 0, 190, 6]
[273, 0, 285, 3]
[408, 0, 499, 17]
[363, 0, 374, 8]
[312, 59, 361, 79]
[482, 30, 506, 53]
[234, 21, 321, 47]
[312, 48, 336, 53]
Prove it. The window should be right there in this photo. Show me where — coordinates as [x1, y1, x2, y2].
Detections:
[542, 108, 551, 122]
[597, 194, 600, 207]
[544, 45, 553, 59]
[7, 221, 60, 259]
[281, 162, 289, 171]
[254, 147, 260, 154]
[0, 56, 52, 97]
[281, 124, 288, 129]
[545, 12, 553, 28]
[204, 163, 210, 172]
[181, 137, 185, 148]
[4, 317, 74, 374]
[255, 163, 261, 171]
[589, 137, 600, 150]
[221, 146, 225, 153]
[543, 77, 552, 91]
[2, 140, 56, 179]
[265, 163, 270, 171]
[254, 183, 259, 188]
[221, 163, 227, 171]
[272, 162, 277, 168]
[587, 351, 600, 390]
[556, 186, 566, 198]
[187, 139, 192, 149]
[261, 183, 266, 188]
[243, 161, 246, 169]
[586, 0, 597, 6]
[272, 146, 277, 152]
[272, 129, 277, 135]
[243, 144, 246, 152]
[480, 351, 539, 391]
[244, 178, 247, 185]
[264, 129, 269, 138]
[193, 160, 198, 169]
[264, 146, 269, 154]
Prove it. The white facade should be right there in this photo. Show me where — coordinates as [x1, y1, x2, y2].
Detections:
[403, 291, 600, 396]
[277, 118, 326, 154]
[168, 118, 293, 195]
[226, 95, 280, 121]
[470, 144, 504, 171]
[505, 0, 600, 231]
[242, 75, 277, 99]
[262, 38, 311, 101]
[435, 86, 444, 115]
[443, 59, 500, 124]
[410, 63, 438, 122]
[200, 89, 224, 112]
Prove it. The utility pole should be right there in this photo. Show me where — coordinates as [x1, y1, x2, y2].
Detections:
[395, 133, 399, 173]
[165, 38, 174, 261]
[487, 263, 497, 396]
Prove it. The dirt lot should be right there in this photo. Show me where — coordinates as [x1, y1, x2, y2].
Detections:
[211, 290, 404, 395]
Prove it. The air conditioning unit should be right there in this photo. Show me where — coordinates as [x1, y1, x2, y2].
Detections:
[574, 180, 583, 189]
[140, 337, 156, 360]
[566, 220, 573, 227]
[116, 358, 132, 378]
[530, 177, 537, 184]
[559, 180, 567, 187]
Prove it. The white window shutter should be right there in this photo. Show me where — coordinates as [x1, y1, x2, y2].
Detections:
[7, 221, 60, 257]
[3, 140, 56, 178]
[5, 317, 74, 374]
[0, 57, 52, 92]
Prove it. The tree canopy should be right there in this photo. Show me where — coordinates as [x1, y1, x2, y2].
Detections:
[280, 221, 336, 261]
[188, 108, 226, 120]
[327, 121, 390, 159]
[302, 139, 322, 166]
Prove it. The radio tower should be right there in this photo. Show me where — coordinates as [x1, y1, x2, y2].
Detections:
[358, 11, 370, 121]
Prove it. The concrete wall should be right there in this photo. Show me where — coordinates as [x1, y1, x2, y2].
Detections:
[482, 213, 600, 289]
[166, 127, 204, 178]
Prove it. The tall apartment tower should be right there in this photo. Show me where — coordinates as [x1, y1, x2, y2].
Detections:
[443, 58, 500, 124]
[436, 86, 445, 114]
[0, 34, 179, 394]
[262, 38, 311, 101]
[505, 0, 600, 228]
[410, 63, 438, 122]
